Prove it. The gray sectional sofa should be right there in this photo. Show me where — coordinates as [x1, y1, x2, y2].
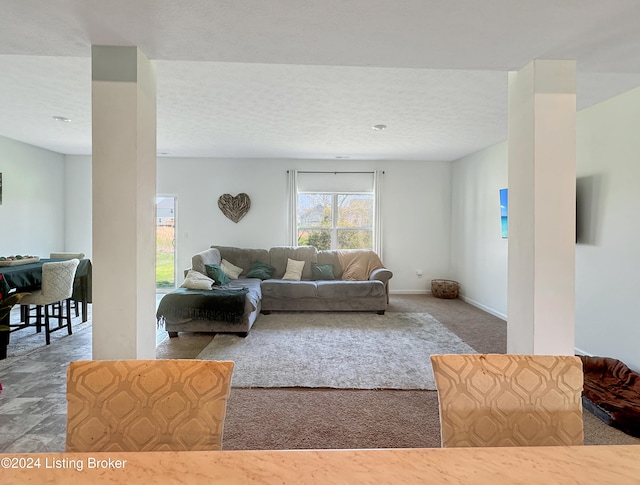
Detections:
[158, 245, 393, 337]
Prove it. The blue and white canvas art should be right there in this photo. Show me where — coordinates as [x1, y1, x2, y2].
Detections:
[500, 188, 508, 238]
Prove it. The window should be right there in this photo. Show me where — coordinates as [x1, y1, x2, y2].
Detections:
[297, 193, 374, 250]
[155, 196, 176, 291]
[290, 171, 382, 252]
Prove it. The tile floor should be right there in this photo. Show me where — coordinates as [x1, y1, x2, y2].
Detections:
[0, 296, 168, 452]
[0, 322, 91, 452]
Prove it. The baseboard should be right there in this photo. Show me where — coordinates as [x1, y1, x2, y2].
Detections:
[458, 295, 507, 321]
[459, 298, 591, 356]
[574, 348, 592, 357]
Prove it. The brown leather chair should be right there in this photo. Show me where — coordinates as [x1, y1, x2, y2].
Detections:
[430, 353, 584, 447]
[66, 359, 234, 452]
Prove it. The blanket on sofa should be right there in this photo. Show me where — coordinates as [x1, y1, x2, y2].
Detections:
[156, 287, 249, 324]
[338, 250, 384, 280]
[580, 355, 640, 438]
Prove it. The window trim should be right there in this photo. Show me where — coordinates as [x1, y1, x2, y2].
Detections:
[297, 192, 374, 250]
[288, 169, 384, 258]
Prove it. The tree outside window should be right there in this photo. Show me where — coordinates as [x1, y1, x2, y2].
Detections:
[297, 193, 373, 250]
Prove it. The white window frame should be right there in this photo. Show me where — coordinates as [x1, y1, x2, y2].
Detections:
[289, 170, 384, 257]
[297, 192, 374, 250]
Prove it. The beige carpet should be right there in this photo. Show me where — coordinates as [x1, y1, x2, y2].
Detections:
[157, 294, 640, 449]
[196, 312, 475, 389]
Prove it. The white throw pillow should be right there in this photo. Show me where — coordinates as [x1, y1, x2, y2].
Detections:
[282, 258, 305, 281]
[221, 259, 243, 279]
[181, 270, 215, 290]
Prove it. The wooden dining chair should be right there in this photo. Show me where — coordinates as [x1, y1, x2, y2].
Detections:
[430, 353, 584, 447]
[20, 259, 80, 344]
[66, 359, 235, 452]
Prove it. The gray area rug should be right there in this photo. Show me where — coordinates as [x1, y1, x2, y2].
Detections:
[197, 312, 476, 390]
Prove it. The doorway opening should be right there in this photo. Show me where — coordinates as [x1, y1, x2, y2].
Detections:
[156, 196, 176, 292]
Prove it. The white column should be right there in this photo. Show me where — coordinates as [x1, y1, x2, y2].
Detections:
[507, 59, 576, 355]
[91, 46, 157, 360]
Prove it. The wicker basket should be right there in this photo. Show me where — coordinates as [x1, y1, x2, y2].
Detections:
[431, 279, 459, 299]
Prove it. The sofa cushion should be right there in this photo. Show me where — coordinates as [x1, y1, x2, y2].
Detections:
[261, 280, 318, 299]
[221, 259, 243, 279]
[230, 278, 262, 313]
[269, 246, 317, 279]
[212, 246, 271, 275]
[338, 250, 384, 280]
[245, 261, 275, 280]
[181, 270, 214, 290]
[282, 258, 305, 281]
[311, 262, 335, 280]
[316, 280, 386, 298]
[205, 264, 231, 286]
[317, 250, 343, 279]
[192, 248, 221, 275]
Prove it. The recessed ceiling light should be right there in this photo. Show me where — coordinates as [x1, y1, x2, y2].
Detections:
[53, 116, 71, 123]
[372, 124, 387, 131]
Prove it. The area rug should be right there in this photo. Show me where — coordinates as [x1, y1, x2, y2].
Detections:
[196, 312, 476, 390]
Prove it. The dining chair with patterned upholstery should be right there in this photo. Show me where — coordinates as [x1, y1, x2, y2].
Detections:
[20, 258, 80, 345]
[66, 359, 235, 452]
[49, 252, 85, 317]
[430, 353, 584, 447]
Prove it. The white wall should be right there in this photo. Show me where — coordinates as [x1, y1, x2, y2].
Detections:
[450, 142, 508, 319]
[156, 158, 452, 292]
[575, 86, 640, 372]
[450, 86, 640, 371]
[64, 155, 92, 259]
[0, 135, 65, 256]
[61, 156, 451, 293]
[381, 160, 452, 292]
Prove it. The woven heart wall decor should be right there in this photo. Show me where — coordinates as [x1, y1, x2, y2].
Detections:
[218, 193, 251, 223]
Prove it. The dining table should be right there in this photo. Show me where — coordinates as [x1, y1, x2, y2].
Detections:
[1, 445, 639, 484]
[0, 258, 92, 318]
[0, 258, 92, 359]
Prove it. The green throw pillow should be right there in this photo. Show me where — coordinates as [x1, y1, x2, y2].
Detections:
[205, 264, 231, 286]
[311, 263, 335, 281]
[246, 261, 275, 280]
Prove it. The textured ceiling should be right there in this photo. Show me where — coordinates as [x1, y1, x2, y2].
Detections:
[2, 0, 640, 160]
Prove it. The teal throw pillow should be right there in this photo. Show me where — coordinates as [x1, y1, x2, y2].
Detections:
[205, 264, 231, 286]
[246, 261, 276, 280]
[311, 263, 335, 281]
